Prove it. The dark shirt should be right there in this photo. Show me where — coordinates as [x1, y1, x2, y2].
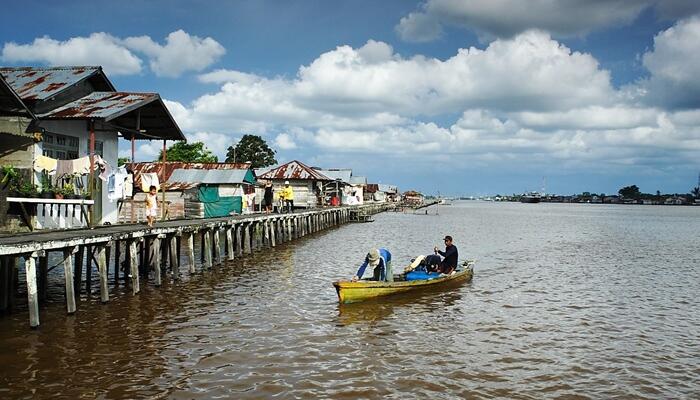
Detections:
[438, 244, 458, 269]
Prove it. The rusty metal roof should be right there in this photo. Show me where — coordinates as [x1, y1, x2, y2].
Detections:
[38, 91, 186, 141]
[0, 74, 34, 118]
[0, 66, 115, 101]
[38, 92, 158, 119]
[130, 162, 253, 191]
[258, 160, 331, 181]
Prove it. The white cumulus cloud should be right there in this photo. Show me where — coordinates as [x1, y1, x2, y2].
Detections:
[124, 30, 225, 77]
[2, 30, 225, 77]
[1, 32, 142, 75]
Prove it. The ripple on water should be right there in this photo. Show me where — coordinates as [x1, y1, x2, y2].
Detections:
[1, 203, 699, 398]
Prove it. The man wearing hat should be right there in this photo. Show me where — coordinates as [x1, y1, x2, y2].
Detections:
[352, 248, 393, 282]
[281, 180, 294, 213]
[434, 235, 458, 274]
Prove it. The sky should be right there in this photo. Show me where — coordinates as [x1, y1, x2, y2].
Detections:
[2, 0, 700, 196]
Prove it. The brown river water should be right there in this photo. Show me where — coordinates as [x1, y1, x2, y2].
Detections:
[1, 202, 699, 399]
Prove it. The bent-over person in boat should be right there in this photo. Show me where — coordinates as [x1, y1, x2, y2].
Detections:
[352, 248, 393, 282]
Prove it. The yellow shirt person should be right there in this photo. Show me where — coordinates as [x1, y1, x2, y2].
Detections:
[281, 181, 294, 212]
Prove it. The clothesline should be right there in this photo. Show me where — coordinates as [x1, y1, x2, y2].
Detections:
[33, 154, 112, 181]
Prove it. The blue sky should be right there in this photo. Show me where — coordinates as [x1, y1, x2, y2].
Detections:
[2, 0, 700, 196]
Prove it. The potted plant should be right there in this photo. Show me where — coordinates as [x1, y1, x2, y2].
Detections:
[52, 186, 64, 199]
[80, 188, 91, 200]
[40, 172, 54, 199]
[18, 182, 39, 198]
[1, 165, 20, 194]
[62, 183, 75, 199]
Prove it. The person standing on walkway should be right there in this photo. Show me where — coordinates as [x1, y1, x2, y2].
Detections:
[264, 181, 274, 214]
[281, 180, 294, 213]
[352, 248, 393, 282]
[145, 185, 158, 227]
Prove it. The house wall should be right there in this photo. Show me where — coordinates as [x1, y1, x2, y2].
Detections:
[0, 116, 35, 169]
[38, 120, 119, 225]
[269, 179, 320, 208]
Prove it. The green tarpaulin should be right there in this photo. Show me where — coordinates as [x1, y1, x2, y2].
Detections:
[198, 186, 242, 218]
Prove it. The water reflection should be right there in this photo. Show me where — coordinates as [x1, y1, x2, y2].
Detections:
[336, 288, 463, 327]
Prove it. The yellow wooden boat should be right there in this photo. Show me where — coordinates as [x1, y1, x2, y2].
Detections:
[333, 260, 474, 303]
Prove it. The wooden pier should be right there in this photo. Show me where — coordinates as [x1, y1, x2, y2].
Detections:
[0, 203, 391, 328]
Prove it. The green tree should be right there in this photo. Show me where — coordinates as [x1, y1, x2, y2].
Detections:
[225, 134, 276, 168]
[156, 141, 217, 163]
[691, 186, 700, 199]
[618, 185, 641, 199]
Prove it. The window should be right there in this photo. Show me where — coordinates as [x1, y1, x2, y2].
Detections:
[43, 133, 79, 160]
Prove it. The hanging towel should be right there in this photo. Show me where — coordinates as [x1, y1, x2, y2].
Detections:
[93, 155, 113, 181]
[72, 156, 92, 175]
[124, 173, 134, 197]
[33, 155, 58, 174]
[54, 159, 74, 178]
[140, 172, 160, 192]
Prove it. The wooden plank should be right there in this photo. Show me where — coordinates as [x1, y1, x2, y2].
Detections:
[96, 245, 109, 303]
[25, 255, 39, 328]
[129, 240, 140, 294]
[63, 247, 77, 314]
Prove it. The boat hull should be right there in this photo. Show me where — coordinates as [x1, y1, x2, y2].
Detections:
[333, 263, 474, 303]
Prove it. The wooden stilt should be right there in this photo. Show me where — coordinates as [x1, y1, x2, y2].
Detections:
[204, 230, 212, 269]
[63, 247, 77, 314]
[25, 254, 40, 328]
[38, 255, 48, 303]
[114, 241, 120, 285]
[74, 246, 83, 299]
[270, 220, 276, 247]
[129, 240, 140, 294]
[169, 235, 179, 279]
[235, 224, 243, 256]
[85, 246, 92, 295]
[96, 245, 109, 303]
[185, 232, 195, 274]
[151, 237, 162, 286]
[105, 244, 112, 286]
[213, 228, 222, 265]
[226, 228, 234, 261]
[244, 223, 252, 254]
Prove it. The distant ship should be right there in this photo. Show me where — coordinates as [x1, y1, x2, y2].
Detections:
[520, 191, 541, 203]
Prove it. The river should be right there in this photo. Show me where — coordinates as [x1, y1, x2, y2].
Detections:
[1, 202, 699, 399]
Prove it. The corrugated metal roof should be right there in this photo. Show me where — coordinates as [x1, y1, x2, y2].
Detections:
[0, 74, 34, 118]
[258, 160, 331, 181]
[350, 176, 367, 185]
[378, 184, 398, 193]
[38, 92, 158, 120]
[0, 66, 114, 101]
[169, 169, 254, 185]
[316, 169, 352, 183]
[130, 162, 254, 191]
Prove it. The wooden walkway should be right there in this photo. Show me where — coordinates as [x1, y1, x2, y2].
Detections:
[0, 203, 391, 328]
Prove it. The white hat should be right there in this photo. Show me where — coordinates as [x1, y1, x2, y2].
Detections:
[285, 180, 290, 185]
[367, 249, 380, 266]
